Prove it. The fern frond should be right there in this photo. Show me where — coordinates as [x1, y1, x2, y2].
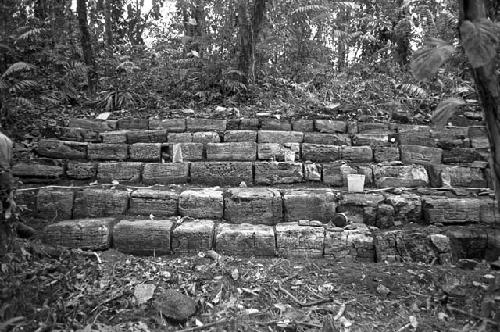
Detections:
[399, 83, 428, 98]
[40, 96, 62, 105]
[292, 5, 329, 15]
[17, 28, 44, 41]
[0, 79, 8, 89]
[14, 97, 33, 107]
[2, 62, 36, 78]
[332, 30, 351, 41]
[12, 80, 39, 93]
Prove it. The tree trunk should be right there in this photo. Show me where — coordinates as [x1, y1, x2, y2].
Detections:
[105, 0, 113, 51]
[459, 0, 500, 215]
[77, 0, 97, 97]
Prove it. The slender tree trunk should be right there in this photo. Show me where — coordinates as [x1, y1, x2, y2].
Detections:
[53, 0, 65, 45]
[459, 0, 500, 214]
[77, 0, 98, 96]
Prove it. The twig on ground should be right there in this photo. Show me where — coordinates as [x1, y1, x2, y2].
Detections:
[447, 305, 499, 326]
[277, 281, 302, 305]
[333, 303, 346, 320]
[90, 292, 126, 313]
[301, 297, 335, 307]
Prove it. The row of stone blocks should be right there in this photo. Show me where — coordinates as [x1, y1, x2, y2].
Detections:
[19, 186, 497, 227]
[13, 158, 490, 189]
[43, 217, 496, 263]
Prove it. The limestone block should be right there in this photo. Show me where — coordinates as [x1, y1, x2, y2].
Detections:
[254, 162, 303, 184]
[430, 165, 487, 188]
[37, 188, 74, 221]
[304, 162, 322, 181]
[16, 189, 38, 218]
[172, 219, 215, 254]
[100, 130, 129, 144]
[43, 218, 114, 250]
[480, 198, 498, 223]
[114, 219, 173, 255]
[227, 119, 240, 130]
[302, 144, 340, 162]
[292, 119, 314, 132]
[373, 147, 400, 163]
[396, 126, 434, 147]
[257, 143, 300, 161]
[116, 118, 148, 130]
[341, 146, 373, 162]
[170, 143, 203, 161]
[352, 134, 390, 147]
[276, 223, 324, 258]
[322, 163, 373, 187]
[469, 126, 489, 149]
[304, 133, 351, 145]
[257, 130, 304, 144]
[224, 188, 282, 225]
[239, 118, 259, 130]
[129, 189, 179, 216]
[127, 130, 167, 143]
[168, 133, 192, 143]
[149, 119, 186, 132]
[358, 122, 390, 134]
[385, 194, 423, 224]
[142, 163, 189, 184]
[423, 196, 481, 224]
[73, 188, 129, 218]
[373, 165, 429, 188]
[347, 121, 358, 134]
[376, 204, 395, 228]
[397, 124, 431, 133]
[88, 143, 128, 160]
[260, 119, 292, 131]
[445, 228, 488, 259]
[400, 145, 442, 166]
[283, 189, 337, 222]
[179, 189, 223, 219]
[206, 142, 256, 161]
[223, 130, 257, 142]
[129, 143, 162, 161]
[314, 120, 346, 133]
[68, 119, 117, 131]
[432, 127, 470, 149]
[442, 148, 484, 164]
[13, 161, 64, 179]
[216, 223, 276, 256]
[190, 162, 252, 185]
[38, 139, 88, 159]
[57, 127, 100, 142]
[324, 225, 374, 262]
[186, 118, 226, 131]
[97, 162, 142, 182]
[337, 193, 384, 224]
[193, 131, 220, 144]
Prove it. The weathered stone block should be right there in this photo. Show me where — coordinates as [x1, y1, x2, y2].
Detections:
[400, 145, 442, 166]
[276, 223, 324, 258]
[223, 130, 257, 142]
[442, 148, 484, 164]
[167, 133, 192, 143]
[224, 188, 282, 225]
[68, 119, 116, 131]
[315, 120, 346, 133]
[193, 131, 220, 143]
[337, 193, 384, 224]
[38, 139, 88, 159]
[304, 133, 351, 145]
[347, 121, 358, 134]
[170, 143, 203, 161]
[341, 146, 373, 162]
[423, 196, 481, 224]
[239, 118, 259, 130]
[172, 219, 215, 254]
[142, 163, 189, 184]
[186, 118, 226, 131]
[57, 127, 100, 142]
[292, 119, 314, 132]
[114, 219, 173, 255]
[469, 126, 489, 149]
[127, 130, 167, 143]
[129, 143, 162, 161]
[227, 119, 240, 130]
[216, 223, 276, 256]
[446, 228, 488, 259]
[385, 194, 422, 224]
[149, 118, 186, 132]
[37, 188, 74, 221]
[179, 189, 223, 219]
[432, 127, 470, 149]
[258, 130, 303, 144]
[13, 161, 64, 179]
[324, 225, 374, 262]
[260, 119, 292, 131]
[283, 189, 337, 222]
[480, 198, 498, 223]
[100, 130, 129, 144]
[117, 118, 149, 130]
[16, 189, 38, 218]
[322, 163, 373, 187]
[257, 143, 300, 161]
[396, 126, 435, 147]
[373, 165, 429, 188]
[373, 147, 400, 163]
[97, 162, 142, 182]
[430, 165, 487, 188]
[358, 122, 390, 134]
[73, 188, 129, 218]
[88, 143, 128, 160]
[255, 162, 303, 184]
[304, 162, 322, 181]
[302, 144, 340, 162]
[206, 142, 256, 161]
[190, 162, 252, 185]
[352, 134, 390, 147]
[43, 218, 114, 250]
[129, 189, 179, 216]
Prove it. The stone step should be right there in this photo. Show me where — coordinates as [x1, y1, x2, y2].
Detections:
[41, 217, 500, 263]
[17, 185, 498, 227]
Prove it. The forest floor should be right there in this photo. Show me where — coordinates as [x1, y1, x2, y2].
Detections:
[0, 240, 499, 332]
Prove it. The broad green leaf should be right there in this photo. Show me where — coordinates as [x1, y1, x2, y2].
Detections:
[460, 19, 500, 68]
[410, 38, 455, 80]
[431, 97, 466, 128]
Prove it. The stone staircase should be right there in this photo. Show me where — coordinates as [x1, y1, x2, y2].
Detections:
[13, 116, 500, 262]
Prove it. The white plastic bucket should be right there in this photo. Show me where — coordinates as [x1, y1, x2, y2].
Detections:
[347, 174, 365, 192]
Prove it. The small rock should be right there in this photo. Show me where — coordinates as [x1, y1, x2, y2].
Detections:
[456, 258, 479, 270]
[429, 234, 450, 253]
[298, 220, 323, 227]
[134, 284, 156, 305]
[332, 213, 347, 227]
[154, 289, 196, 322]
[376, 284, 391, 296]
[437, 312, 448, 321]
[182, 108, 195, 115]
[391, 110, 411, 123]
